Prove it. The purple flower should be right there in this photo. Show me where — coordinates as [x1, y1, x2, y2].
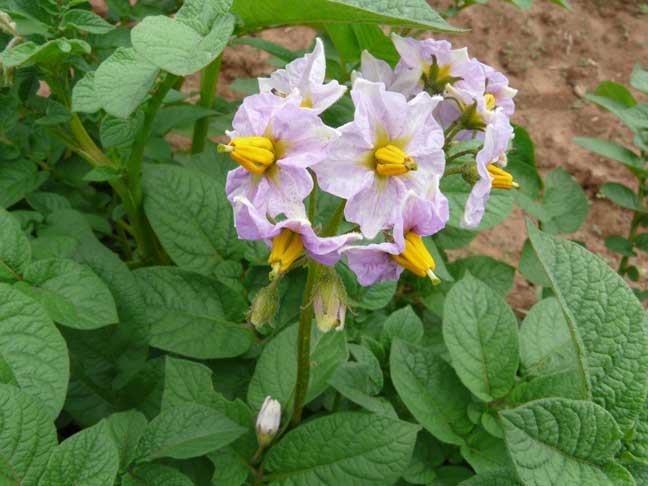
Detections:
[231, 196, 361, 279]
[344, 192, 446, 286]
[222, 93, 337, 219]
[258, 38, 347, 114]
[352, 50, 421, 98]
[312, 79, 446, 239]
[481, 62, 517, 117]
[461, 110, 516, 229]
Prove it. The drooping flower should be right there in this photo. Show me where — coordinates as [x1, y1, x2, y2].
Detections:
[312, 267, 348, 333]
[313, 79, 446, 239]
[461, 110, 516, 229]
[220, 93, 337, 219]
[344, 192, 446, 286]
[231, 196, 361, 279]
[256, 396, 281, 446]
[258, 37, 347, 114]
[391, 33, 485, 98]
[481, 62, 517, 117]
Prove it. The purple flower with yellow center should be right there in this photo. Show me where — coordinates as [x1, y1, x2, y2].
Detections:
[344, 192, 447, 286]
[391, 33, 485, 98]
[220, 93, 337, 219]
[258, 38, 347, 114]
[461, 110, 517, 229]
[312, 79, 446, 239]
[231, 196, 361, 280]
[481, 62, 517, 117]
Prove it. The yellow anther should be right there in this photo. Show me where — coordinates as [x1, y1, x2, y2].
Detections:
[374, 144, 417, 177]
[300, 97, 313, 108]
[218, 137, 275, 175]
[484, 93, 497, 111]
[487, 164, 519, 190]
[268, 229, 304, 280]
[391, 232, 440, 285]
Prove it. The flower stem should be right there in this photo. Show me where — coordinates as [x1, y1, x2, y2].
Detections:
[291, 260, 320, 426]
[443, 163, 467, 177]
[191, 56, 222, 154]
[446, 149, 477, 164]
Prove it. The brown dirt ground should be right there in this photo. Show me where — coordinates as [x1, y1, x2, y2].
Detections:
[91, 0, 648, 310]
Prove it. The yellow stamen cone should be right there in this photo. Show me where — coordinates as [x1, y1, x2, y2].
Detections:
[218, 136, 275, 175]
[392, 232, 440, 285]
[374, 144, 417, 177]
[487, 164, 519, 190]
[268, 229, 304, 279]
[484, 93, 497, 111]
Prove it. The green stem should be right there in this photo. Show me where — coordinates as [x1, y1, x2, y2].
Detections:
[308, 171, 318, 222]
[446, 149, 477, 164]
[322, 200, 346, 237]
[291, 260, 320, 426]
[618, 180, 646, 275]
[443, 163, 467, 177]
[191, 56, 222, 154]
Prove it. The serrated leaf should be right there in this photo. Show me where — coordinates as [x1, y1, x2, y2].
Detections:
[501, 398, 627, 486]
[18, 258, 118, 330]
[390, 339, 473, 445]
[0, 160, 49, 209]
[134, 267, 252, 359]
[0, 384, 57, 485]
[71, 72, 101, 114]
[60, 9, 115, 34]
[122, 464, 195, 486]
[103, 410, 148, 471]
[142, 164, 241, 274]
[0, 284, 69, 418]
[247, 322, 348, 410]
[264, 412, 420, 485]
[528, 223, 648, 432]
[443, 274, 519, 401]
[131, 14, 235, 76]
[95, 47, 160, 119]
[0, 208, 30, 282]
[39, 424, 120, 486]
[134, 404, 246, 462]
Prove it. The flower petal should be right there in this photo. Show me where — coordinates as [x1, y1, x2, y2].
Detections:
[344, 241, 403, 286]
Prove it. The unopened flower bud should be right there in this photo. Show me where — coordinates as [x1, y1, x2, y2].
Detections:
[249, 280, 279, 328]
[256, 396, 281, 447]
[312, 268, 347, 333]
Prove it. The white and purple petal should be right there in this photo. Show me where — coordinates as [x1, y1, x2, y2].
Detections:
[344, 241, 403, 286]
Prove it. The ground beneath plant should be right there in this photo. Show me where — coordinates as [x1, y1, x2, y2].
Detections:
[93, 0, 648, 310]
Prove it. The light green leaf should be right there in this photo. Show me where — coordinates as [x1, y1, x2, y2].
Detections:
[264, 412, 420, 485]
[83, 166, 122, 182]
[0, 284, 69, 418]
[0, 384, 57, 486]
[540, 168, 589, 234]
[100, 113, 142, 149]
[460, 428, 514, 474]
[134, 267, 252, 359]
[631, 64, 648, 94]
[122, 464, 194, 486]
[508, 125, 542, 198]
[60, 9, 115, 34]
[600, 182, 644, 211]
[443, 274, 519, 401]
[528, 223, 648, 433]
[131, 14, 235, 76]
[1, 38, 90, 68]
[176, 0, 233, 35]
[39, 425, 119, 486]
[390, 339, 473, 445]
[134, 404, 246, 462]
[103, 410, 148, 471]
[574, 137, 645, 174]
[71, 72, 102, 114]
[247, 322, 348, 410]
[0, 208, 30, 282]
[232, 0, 459, 32]
[447, 256, 515, 296]
[518, 238, 551, 287]
[381, 305, 423, 346]
[142, 164, 240, 274]
[95, 47, 160, 119]
[19, 258, 118, 330]
[0, 160, 49, 209]
[501, 398, 627, 486]
[622, 397, 648, 462]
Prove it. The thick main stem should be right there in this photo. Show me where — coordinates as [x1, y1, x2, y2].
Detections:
[191, 56, 222, 154]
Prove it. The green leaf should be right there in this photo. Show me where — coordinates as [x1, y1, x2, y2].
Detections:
[100, 113, 142, 149]
[623, 397, 648, 463]
[208, 448, 249, 486]
[134, 267, 252, 359]
[528, 223, 648, 432]
[176, 0, 234, 35]
[131, 14, 235, 76]
[448, 256, 515, 296]
[264, 412, 420, 485]
[18, 258, 118, 330]
[507, 125, 542, 198]
[0, 159, 49, 209]
[631, 64, 648, 95]
[0, 284, 69, 418]
[594, 80, 637, 108]
[103, 410, 148, 471]
[83, 165, 122, 182]
[1, 38, 91, 68]
[460, 470, 524, 485]
[350, 280, 397, 310]
[443, 274, 519, 401]
[501, 398, 627, 486]
[574, 137, 645, 174]
[518, 238, 550, 287]
[390, 339, 473, 445]
[0, 384, 57, 486]
[122, 464, 195, 486]
[247, 322, 348, 410]
[637, 233, 648, 253]
[540, 168, 589, 234]
[142, 164, 240, 274]
[605, 235, 636, 257]
[381, 305, 423, 346]
[71, 72, 102, 114]
[39, 425, 120, 486]
[95, 47, 160, 119]
[0, 209, 30, 282]
[134, 404, 246, 462]
[232, 0, 459, 32]
[460, 428, 514, 474]
[403, 431, 445, 484]
[60, 9, 115, 34]
[600, 182, 644, 211]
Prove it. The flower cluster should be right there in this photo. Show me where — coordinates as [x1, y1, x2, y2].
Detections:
[219, 35, 518, 330]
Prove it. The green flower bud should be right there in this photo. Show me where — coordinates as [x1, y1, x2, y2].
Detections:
[249, 280, 279, 328]
[312, 268, 348, 333]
